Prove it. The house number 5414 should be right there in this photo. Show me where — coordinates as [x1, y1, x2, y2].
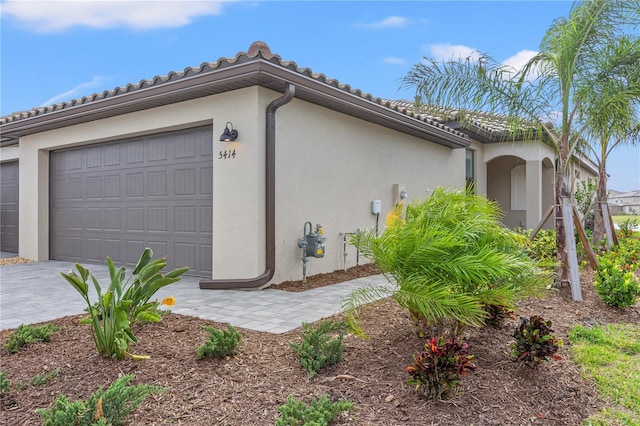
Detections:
[218, 149, 236, 160]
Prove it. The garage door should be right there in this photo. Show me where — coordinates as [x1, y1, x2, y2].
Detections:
[0, 161, 19, 253]
[50, 126, 213, 276]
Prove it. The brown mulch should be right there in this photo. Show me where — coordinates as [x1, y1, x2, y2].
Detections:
[0, 257, 32, 266]
[1, 266, 639, 425]
[274, 263, 381, 292]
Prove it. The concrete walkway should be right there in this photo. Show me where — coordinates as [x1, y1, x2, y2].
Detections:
[0, 257, 389, 334]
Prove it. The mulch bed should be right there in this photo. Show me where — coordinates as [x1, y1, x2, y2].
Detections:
[1, 266, 639, 425]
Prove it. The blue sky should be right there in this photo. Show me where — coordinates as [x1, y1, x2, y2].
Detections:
[1, 0, 638, 191]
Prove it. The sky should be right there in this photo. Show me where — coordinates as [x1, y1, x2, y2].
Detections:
[1, 0, 638, 192]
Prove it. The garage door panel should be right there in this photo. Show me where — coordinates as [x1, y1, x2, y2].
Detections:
[0, 161, 19, 253]
[51, 126, 213, 276]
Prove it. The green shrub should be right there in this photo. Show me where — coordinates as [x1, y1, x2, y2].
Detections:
[196, 324, 242, 359]
[594, 253, 640, 307]
[4, 323, 60, 353]
[37, 374, 165, 426]
[289, 320, 346, 378]
[60, 247, 188, 359]
[276, 394, 355, 426]
[30, 368, 60, 387]
[619, 218, 639, 238]
[345, 188, 550, 336]
[0, 371, 10, 398]
[406, 335, 476, 400]
[511, 315, 562, 366]
[517, 228, 558, 264]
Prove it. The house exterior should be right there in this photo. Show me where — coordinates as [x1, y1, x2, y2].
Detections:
[608, 190, 640, 215]
[388, 101, 598, 230]
[0, 41, 596, 289]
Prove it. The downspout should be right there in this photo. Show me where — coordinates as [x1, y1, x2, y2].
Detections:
[200, 83, 296, 290]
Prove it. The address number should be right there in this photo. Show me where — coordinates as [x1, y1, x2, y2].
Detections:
[218, 149, 237, 160]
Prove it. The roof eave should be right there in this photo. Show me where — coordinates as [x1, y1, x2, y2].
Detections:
[0, 58, 468, 149]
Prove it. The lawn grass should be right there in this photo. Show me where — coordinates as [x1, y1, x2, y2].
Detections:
[569, 323, 640, 425]
[612, 215, 639, 226]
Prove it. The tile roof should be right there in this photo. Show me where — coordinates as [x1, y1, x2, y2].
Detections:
[0, 41, 468, 148]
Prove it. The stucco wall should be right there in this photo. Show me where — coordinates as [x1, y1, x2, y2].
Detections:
[272, 94, 465, 283]
[0, 146, 20, 163]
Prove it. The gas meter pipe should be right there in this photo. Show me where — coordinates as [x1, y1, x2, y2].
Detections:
[200, 83, 296, 290]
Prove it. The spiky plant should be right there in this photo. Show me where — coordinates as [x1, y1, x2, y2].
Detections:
[343, 188, 550, 336]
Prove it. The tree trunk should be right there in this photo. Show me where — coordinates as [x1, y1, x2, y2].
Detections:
[592, 163, 608, 247]
[555, 156, 569, 284]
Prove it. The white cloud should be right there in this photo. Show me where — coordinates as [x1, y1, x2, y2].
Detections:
[427, 43, 482, 62]
[502, 49, 538, 75]
[357, 16, 409, 29]
[1, 1, 229, 32]
[383, 57, 405, 65]
[40, 76, 107, 106]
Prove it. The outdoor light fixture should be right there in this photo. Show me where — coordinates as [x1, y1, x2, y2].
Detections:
[219, 122, 238, 142]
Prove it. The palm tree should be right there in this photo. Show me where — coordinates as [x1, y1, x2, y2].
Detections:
[342, 188, 549, 336]
[401, 0, 640, 282]
[577, 36, 640, 246]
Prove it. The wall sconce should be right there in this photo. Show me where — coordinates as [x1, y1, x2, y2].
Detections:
[219, 122, 239, 142]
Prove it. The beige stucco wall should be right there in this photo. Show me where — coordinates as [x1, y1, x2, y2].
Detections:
[272, 95, 465, 283]
[0, 146, 20, 163]
[10, 85, 467, 285]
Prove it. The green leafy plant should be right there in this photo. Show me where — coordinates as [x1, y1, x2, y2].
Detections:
[344, 188, 550, 337]
[510, 315, 562, 366]
[594, 251, 640, 307]
[60, 248, 189, 359]
[619, 218, 639, 239]
[517, 228, 559, 267]
[406, 335, 476, 400]
[196, 324, 242, 359]
[30, 368, 61, 387]
[289, 320, 346, 378]
[4, 323, 60, 353]
[276, 394, 355, 426]
[0, 371, 10, 398]
[37, 374, 165, 426]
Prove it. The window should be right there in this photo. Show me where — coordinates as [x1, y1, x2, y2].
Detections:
[465, 149, 475, 193]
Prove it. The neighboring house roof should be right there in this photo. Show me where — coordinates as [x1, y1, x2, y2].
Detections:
[609, 190, 640, 199]
[0, 41, 469, 149]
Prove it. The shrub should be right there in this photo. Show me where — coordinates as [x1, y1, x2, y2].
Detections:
[518, 228, 558, 264]
[196, 324, 242, 359]
[276, 394, 355, 426]
[30, 368, 61, 387]
[345, 188, 550, 336]
[482, 304, 516, 328]
[594, 253, 640, 307]
[619, 218, 639, 238]
[406, 335, 476, 400]
[289, 320, 346, 378]
[60, 247, 188, 359]
[4, 323, 60, 353]
[511, 315, 562, 366]
[0, 371, 10, 398]
[37, 374, 165, 426]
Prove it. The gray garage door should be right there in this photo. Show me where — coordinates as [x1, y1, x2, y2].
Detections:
[50, 126, 213, 276]
[0, 161, 19, 253]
